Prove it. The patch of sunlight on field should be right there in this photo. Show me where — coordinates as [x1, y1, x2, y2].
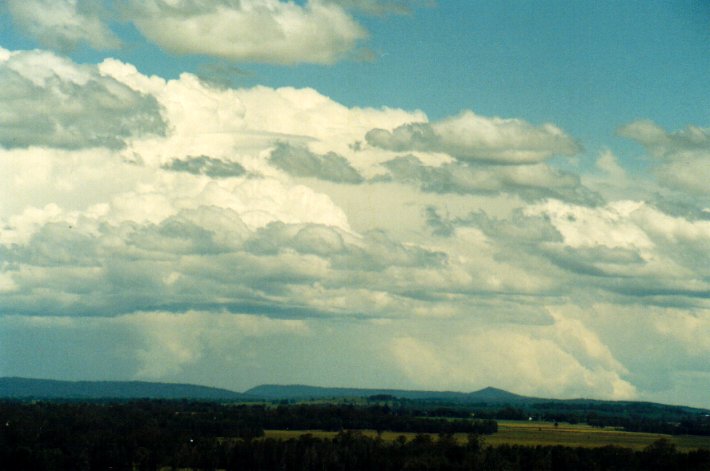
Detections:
[264, 422, 710, 452]
[477, 421, 710, 451]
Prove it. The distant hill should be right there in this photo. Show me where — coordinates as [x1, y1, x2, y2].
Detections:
[0, 378, 532, 403]
[0, 377, 247, 400]
[244, 385, 709, 416]
[244, 384, 531, 403]
[3, 378, 707, 418]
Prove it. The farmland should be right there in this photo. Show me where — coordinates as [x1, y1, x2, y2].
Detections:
[2, 399, 710, 469]
[265, 420, 710, 452]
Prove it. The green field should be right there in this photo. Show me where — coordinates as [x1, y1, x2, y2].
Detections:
[264, 421, 710, 452]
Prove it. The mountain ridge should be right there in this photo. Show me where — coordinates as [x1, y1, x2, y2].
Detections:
[0, 376, 246, 400]
[2, 377, 708, 414]
[243, 384, 530, 403]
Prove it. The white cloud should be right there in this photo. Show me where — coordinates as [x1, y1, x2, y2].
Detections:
[0, 49, 165, 149]
[619, 120, 709, 158]
[653, 310, 710, 357]
[378, 155, 595, 203]
[121, 310, 309, 378]
[390, 312, 636, 400]
[527, 200, 654, 251]
[96, 60, 426, 177]
[7, 0, 119, 51]
[619, 120, 710, 195]
[2, 49, 710, 405]
[596, 149, 627, 180]
[366, 110, 581, 164]
[269, 143, 364, 183]
[0, 311, 309, 380]
[529, 199, 710, 257]
[525, 200, 710, 303]
[125, 0, 366, 65]
[231, 84, 426, 161]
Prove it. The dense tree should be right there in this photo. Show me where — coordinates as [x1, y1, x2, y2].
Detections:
[1, 400, 709, 470]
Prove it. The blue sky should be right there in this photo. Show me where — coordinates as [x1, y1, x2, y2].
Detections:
[0, 0, 709, 407]
[4, 2, 707, 139]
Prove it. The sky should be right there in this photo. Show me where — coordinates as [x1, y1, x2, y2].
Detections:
[0, 0, 709, 407]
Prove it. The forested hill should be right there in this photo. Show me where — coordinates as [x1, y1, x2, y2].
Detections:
[0, 377, 246, 400]
[1, 378, 529, 402]
[244, 384, 528, 403]
[2, 378, 709, 419]
[244, 385, 709, 415]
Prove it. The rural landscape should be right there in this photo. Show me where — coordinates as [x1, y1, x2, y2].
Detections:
[2, 377, 710, 469]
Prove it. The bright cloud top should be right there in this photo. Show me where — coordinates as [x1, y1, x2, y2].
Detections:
[366, 111, 581, 164]
[125, 0, 366, 64]
[0, 48, 165, 149]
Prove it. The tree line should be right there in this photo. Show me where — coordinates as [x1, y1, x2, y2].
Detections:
[2, 399, 709, 470]
[0, 400, 493, 470]
[374, 399, 710, 436]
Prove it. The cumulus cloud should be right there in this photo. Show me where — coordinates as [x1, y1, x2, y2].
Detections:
[421, 198, 710, 313]
[366, 110, 581, 164]
[0, 152, 451, 321]
[618, 120, 710, 158]
[619, 121, 710, 195]
[125, 0, 366, 65]
[2, 48, 709, 404]
[6, 0, 119, 51]
[229, 84, 426, 159]
[0, 49, 165, 149]
[163, 155, 247, 178]
[525, 199, 710, 304]
[378, 155, 596, 203]
[269, 143, 364, 183]
[94, 61, 426, 175]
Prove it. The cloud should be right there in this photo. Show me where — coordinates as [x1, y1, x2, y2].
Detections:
[619, 121, 710, 195]
[227, 84, 426, 159]
[0, 49, 165, 149]
[421, 199, 710, 312]
[325, 0, 432, 15]
[94, 61, 426, 176]
[2, 48, 710, 405]
[6, 0, 119, 52]
[194, 62, 254, 89]
[525, 199, 710, 304]
[125, 0, 366, 65]
[163, 155, 247, 178]
[555, 303, 710, 407]
[526, 200, 654, 251]
[123, 310, 310, 378]
[378, 155, 596, 203]
[5, 0, 428, 67]
[366, 110, 581, 164]
[0, 311, 309, 380]
[269, 143, 364, 183]
[390, 312, 636, 400]
[618, 120, 710, 158]
[596, 149, 627, 180]
[0, 158, 451, 320]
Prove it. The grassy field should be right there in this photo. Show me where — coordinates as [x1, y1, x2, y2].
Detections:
[264, 421, 710, 452]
